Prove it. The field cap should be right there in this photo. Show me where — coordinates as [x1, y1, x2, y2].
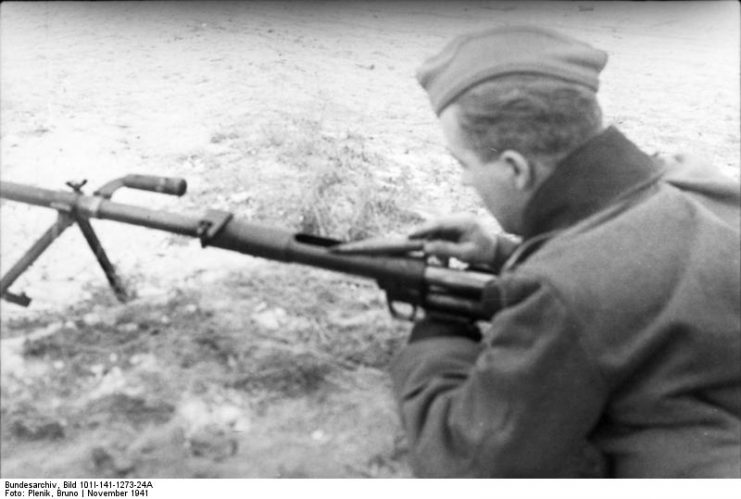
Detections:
[417, 25, 608, 115]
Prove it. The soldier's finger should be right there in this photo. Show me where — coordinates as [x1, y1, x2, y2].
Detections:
[409, 219, 469, 240]
[423, 240, 469, 260]
[408, 221, 442, 239]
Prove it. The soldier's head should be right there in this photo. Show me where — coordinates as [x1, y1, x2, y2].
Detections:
[417, 26, 607, 233]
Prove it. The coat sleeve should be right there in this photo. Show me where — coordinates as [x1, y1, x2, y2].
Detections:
[390, 277, 609, 477]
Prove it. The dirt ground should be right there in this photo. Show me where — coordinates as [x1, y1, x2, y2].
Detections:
[1, 1, 738, 478]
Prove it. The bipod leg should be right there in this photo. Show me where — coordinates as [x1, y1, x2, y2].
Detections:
[0, 212, 75, 305]
[75, 217, 129, 303]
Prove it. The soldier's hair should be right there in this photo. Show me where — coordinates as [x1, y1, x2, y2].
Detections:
[455, 74, 603, 165]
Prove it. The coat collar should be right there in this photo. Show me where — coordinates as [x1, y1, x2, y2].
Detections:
[520, 126, 663, 239]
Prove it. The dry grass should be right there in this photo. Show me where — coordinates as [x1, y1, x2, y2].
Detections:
[180, 112, 425, 241]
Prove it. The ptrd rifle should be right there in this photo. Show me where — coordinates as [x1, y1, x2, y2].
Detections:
[0, 175, 500, 321]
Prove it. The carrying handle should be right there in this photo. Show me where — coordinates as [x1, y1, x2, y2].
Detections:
[94, 174, 187, 199]
[122, 174, 187, 196]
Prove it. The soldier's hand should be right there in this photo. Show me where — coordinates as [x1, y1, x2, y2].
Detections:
[408, 214, 501, 266]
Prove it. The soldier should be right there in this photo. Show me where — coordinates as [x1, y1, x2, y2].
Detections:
[391, 25, 741, 477]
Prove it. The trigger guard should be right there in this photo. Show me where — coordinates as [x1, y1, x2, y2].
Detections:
[386, 298, 419, 321]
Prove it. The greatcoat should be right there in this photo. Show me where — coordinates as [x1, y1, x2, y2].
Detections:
[390, 127, 741, 477]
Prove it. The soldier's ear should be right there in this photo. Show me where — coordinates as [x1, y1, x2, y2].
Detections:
[499, 150, 535, 191]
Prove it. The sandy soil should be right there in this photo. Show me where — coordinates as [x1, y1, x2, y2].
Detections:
[1, 1, 739, 478]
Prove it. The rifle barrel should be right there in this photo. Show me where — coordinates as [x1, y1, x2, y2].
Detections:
[1, 180, 497, 319]
[1, 181, 427, 283]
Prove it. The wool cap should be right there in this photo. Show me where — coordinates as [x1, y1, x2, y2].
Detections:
[417, 25, 608, 115]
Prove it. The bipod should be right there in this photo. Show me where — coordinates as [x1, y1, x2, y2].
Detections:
[0, 175, 187, 307]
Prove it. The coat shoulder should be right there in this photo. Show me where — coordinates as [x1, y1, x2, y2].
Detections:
[513, 182, 740, 386]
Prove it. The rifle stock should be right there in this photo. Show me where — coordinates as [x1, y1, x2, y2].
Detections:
[0, 177, 500, 321]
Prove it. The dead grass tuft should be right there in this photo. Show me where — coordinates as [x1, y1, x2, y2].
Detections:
[6, 404, 66, 441]
[291, 128, 424, 240]
[229, 350, 332, 398]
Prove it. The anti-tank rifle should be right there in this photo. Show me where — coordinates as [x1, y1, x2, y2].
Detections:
[0, 175, 501, 321]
